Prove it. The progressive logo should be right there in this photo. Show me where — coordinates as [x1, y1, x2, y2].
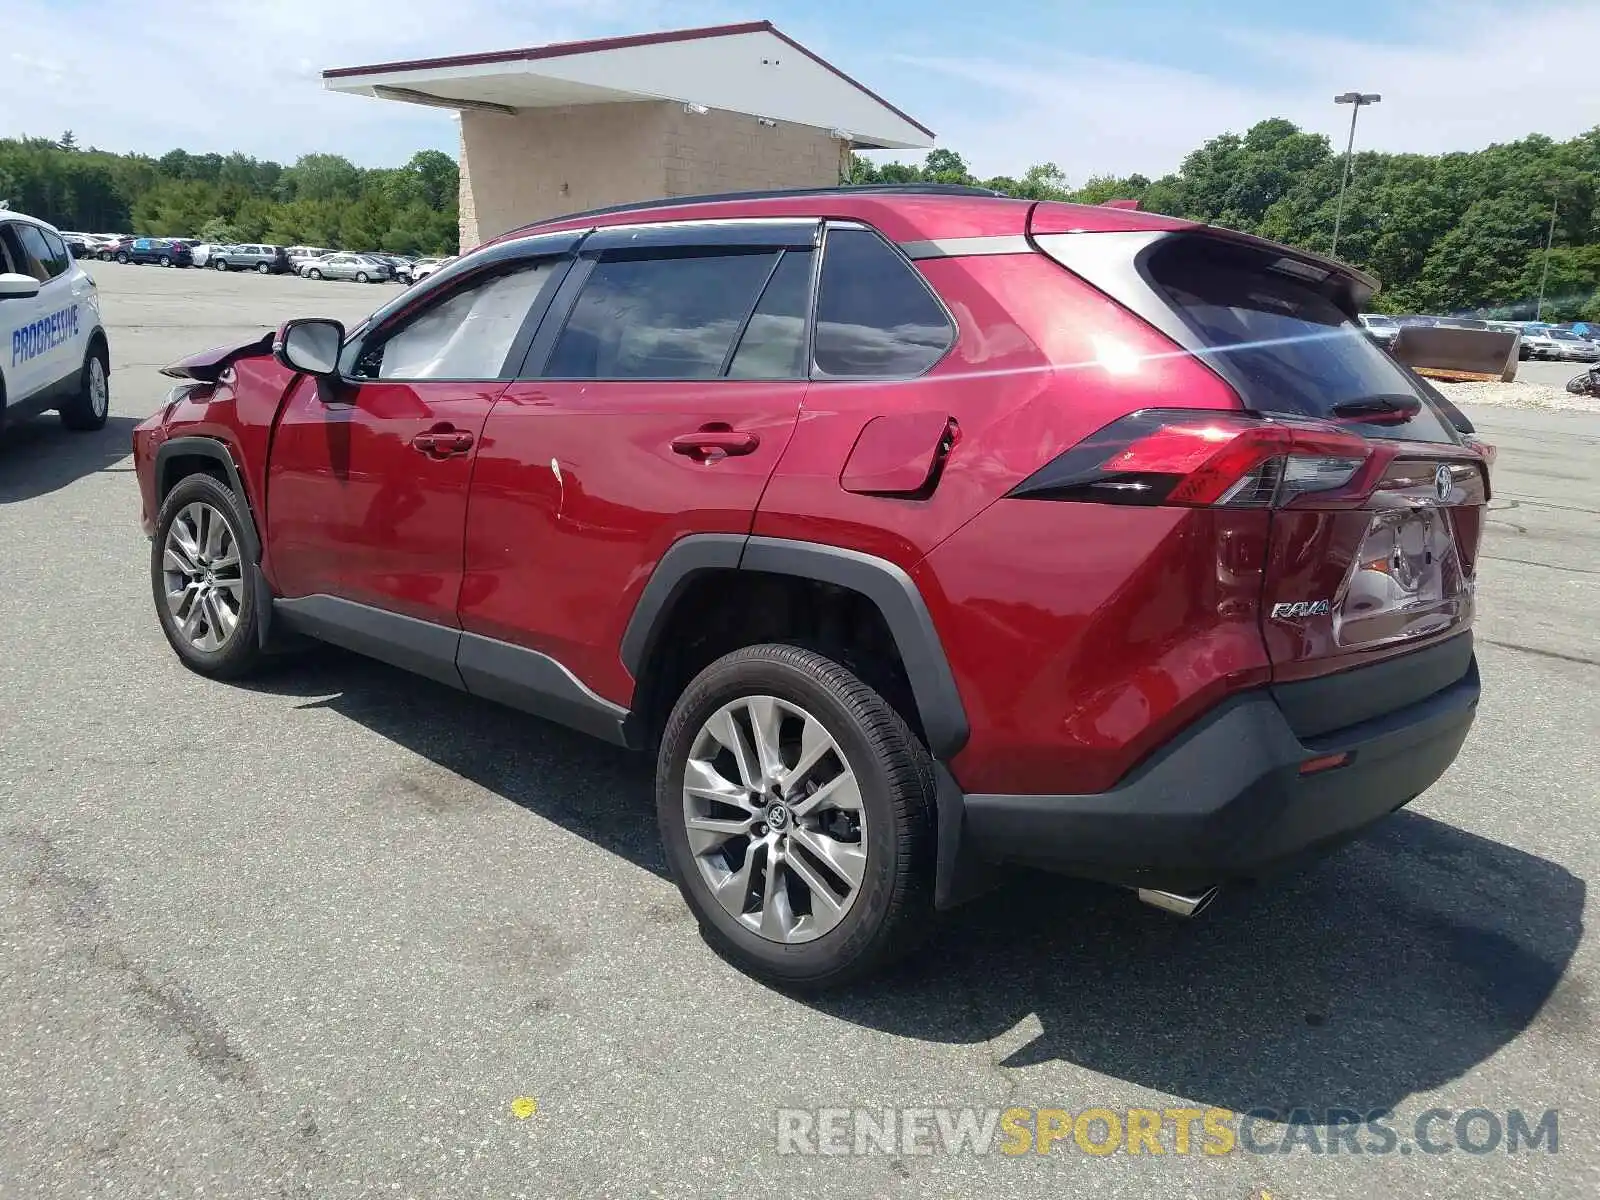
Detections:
[11, 303, 80, 366]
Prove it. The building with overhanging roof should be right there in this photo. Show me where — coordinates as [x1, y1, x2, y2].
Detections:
[323, 21, 935, 249]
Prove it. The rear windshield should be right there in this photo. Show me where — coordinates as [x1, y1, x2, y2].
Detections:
[1145, 236, 1460, 444]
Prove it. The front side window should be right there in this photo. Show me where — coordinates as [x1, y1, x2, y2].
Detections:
[352, 259, 560, 381]
[545, 250, 780, 380]
[39, 230, 72, 276]
[12, 224, 67, 281]
[813, 228, 954, 377]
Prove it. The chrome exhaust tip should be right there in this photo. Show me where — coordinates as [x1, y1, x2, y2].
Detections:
[1136, 886, 1220, 918]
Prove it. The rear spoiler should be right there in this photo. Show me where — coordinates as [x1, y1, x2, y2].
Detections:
[1196, 226, 1380, 310]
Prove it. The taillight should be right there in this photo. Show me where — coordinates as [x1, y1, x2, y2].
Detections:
[1010, 410, 1370, 508]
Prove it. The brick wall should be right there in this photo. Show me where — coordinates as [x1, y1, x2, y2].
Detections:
[457, 102, 843, 248]
[658, 105, 843, 199]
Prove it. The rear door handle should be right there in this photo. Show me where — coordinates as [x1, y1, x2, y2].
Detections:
[671, 428, 760, 460]
[411, 427, 474, 458]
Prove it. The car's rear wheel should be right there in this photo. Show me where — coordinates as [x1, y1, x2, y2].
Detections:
[159, 255, 172, 267]
[151, 474, 266, 679]
[115, 251, 129, 264]
[58, 343, 110, 432]
[355, 271, 370, 283]
[214, 258, 228, 271]
[656, 644, 936, 989]
[256, 261, 269, 274]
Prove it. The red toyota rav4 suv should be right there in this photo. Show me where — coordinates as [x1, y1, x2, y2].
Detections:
[133, 185, 1488, 988]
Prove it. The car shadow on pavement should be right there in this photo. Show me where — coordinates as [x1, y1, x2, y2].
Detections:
[823, 813, 1585, 1120]
[244, 647, 1584, 1122]
[0, 414, 141, 504]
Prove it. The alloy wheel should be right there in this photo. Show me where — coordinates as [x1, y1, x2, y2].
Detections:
[682, 695, 868, 944]
[161, 502, 244, 652]
[88, 358, 108, 419]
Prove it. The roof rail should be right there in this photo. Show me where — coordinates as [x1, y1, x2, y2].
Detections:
[506, 183, 1011, 236]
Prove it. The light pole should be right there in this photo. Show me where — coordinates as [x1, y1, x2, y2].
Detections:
[1331, 91, 1381, 257]
[1535, 186, 1560, 320]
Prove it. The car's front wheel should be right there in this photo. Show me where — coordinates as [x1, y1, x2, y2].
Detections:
[151, 474, 266, 679]
[115, 251, 129, 264]
[355, 271, 370, 283]
[656, 644, 936, 989]
[307, 268, 322, 280]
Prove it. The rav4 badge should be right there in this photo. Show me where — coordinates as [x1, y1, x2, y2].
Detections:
[1271, 600, 1332, 619]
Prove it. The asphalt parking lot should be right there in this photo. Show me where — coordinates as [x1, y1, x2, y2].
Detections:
[2, 261, 1596, 1199]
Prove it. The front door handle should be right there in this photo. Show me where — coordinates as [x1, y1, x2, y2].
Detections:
[411, 426, 474, 458]
[671, 427, 760, 461]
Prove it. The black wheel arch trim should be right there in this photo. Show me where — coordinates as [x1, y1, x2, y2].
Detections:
[155, 436, 273, 648]
[622, 533, 970, 761]
[619, 533, 748, 678]
[154, 437, 260, 560]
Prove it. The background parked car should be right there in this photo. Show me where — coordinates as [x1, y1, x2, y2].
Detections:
[286, 245, 335, 269]
[97, 236, 134, 262]
[299, 252, 392, 282]
[1540, 328, 1600, 362]
[211, 243, 292, 274]
[56, 231, 94, 257]
[409, 255, 453, 284]
[124, 238, 192, 267]
[368, 253, 414, 283]
[1358, 313, 1400, 350]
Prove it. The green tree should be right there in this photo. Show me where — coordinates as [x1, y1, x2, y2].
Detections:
[339, 192, 394, 250]
[284, 153, 362, 203]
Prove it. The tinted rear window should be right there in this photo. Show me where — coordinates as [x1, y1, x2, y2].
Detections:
[814, 228, 953, 377]
[1146, 237, 1459, 443]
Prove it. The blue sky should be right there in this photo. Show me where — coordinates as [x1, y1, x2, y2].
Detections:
[4, 0, 1595, 181]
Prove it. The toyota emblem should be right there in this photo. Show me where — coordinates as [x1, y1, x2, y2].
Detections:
[1434, 464, 1452, 503]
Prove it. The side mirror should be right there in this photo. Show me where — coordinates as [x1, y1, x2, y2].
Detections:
[274, 317, 344, 376]
[0, 272, 41, 300]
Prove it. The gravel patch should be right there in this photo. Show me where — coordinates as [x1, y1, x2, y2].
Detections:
[1438, 377, 1600, 413]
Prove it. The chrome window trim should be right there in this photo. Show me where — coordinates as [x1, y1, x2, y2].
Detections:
[899, 235, 1034, 260]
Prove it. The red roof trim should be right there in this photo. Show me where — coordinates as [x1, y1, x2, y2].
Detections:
[321, 20, 934, 140]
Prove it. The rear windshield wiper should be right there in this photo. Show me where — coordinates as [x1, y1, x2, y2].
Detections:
[1329, 394, 1422, 425]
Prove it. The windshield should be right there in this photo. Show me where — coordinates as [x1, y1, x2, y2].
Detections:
[1146, 235, 1459, 443]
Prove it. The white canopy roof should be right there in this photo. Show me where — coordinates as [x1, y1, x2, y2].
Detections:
[324, 21, 934, 151]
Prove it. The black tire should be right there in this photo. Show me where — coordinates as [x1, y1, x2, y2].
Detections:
[656, 644, 936, 990]
[115, 251, 129, 264]
[256, 261, 269, 274]
[151, 473, 267, 679]
[307, 268, 322, 280]
[355, 271, 370, 283]
[214, 258, 229, 271]
[58, 341, 110, 431]
[159, 255, 172, 267]
[97, 251, 111, 262]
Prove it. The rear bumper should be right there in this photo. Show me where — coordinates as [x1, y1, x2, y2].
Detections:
[944, 641, 1479, 900]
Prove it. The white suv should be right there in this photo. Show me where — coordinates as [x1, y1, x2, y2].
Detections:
[0, 211, 111, 433]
